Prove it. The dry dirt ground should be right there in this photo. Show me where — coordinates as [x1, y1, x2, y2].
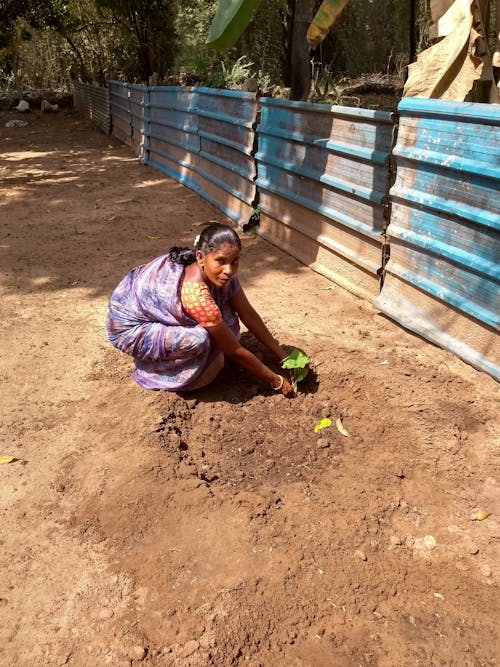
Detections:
[1, 110, 499, 667]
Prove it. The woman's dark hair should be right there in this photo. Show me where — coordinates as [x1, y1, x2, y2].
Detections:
[168, 223, 241, 266]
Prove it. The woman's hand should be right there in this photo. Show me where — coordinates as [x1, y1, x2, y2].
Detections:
[270, 374, 295, 397]
[280, 376, 295, 397]
[207, 321, 295, 397]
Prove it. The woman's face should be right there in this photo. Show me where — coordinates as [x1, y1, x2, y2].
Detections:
[198, 243, 240, 288]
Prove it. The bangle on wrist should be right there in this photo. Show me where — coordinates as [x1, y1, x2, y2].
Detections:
[271, 375, 284, 391]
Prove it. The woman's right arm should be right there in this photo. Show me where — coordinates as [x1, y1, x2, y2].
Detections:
[207, 321, 294, 396]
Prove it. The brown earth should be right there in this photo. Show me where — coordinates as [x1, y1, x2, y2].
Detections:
[0, 109, 499, 667]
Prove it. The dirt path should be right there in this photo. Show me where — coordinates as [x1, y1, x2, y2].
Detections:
[1, 110, 498, 667]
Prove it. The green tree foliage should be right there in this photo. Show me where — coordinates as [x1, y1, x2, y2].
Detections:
[96, 0, 177, 80]
[318, 0, 430, 80]
[172, 0, 219, 81]
[235, 0, 287, 86]
[1, 0, 463, 101]
[1, 0, 177, 92]
[0, 0, 68, 93]
[173, 0, 285, 90]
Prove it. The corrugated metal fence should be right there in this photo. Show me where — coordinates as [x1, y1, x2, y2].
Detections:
[194, 88, 257, 224]
[73, 81, 110, 134]
[128, 84, 147, 158]
[146, 86, 258, 223]
[75, 82, 499, 380]
[256, 98, 394, 300]
[147, 86, 198, 187]
[108, 80, 132, 145]
[374, 98, 500, 380]
[106, 83, 258, 224]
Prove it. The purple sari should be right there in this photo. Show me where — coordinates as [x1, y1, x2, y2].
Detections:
[105, 255, 240, 390]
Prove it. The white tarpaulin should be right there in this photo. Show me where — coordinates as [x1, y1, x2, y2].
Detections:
[404, 0, 498, 102]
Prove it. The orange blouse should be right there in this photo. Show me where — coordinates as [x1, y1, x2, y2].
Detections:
[180, 280, 222, 327]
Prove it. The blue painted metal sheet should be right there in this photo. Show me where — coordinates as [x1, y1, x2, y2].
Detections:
[255, 97, 393, 298]
[375, 97, 500, 380]
[146, 86, 200, 195]
[192, 88, 257, 225]
[108, 84, 257, 225]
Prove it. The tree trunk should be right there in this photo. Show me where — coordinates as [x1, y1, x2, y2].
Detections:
[289, 0, 316, 100]
[14, 53, 23, 101]
[63, 34, 91, 82]
[409, 0, 417, 63]
[282, 0, 294, 87]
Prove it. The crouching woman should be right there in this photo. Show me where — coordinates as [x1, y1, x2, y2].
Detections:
[105, 223, 294, 396]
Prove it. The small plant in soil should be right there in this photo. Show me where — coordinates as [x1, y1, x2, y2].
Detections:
[281, 348, 309, 392]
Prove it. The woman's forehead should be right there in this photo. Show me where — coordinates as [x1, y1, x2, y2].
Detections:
[210, 243, 240, 259]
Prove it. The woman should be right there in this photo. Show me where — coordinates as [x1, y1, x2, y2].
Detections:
[106, 223, 294, 396]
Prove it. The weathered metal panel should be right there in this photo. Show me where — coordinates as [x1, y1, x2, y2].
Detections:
[128, 84, 148, 159]
[374, 98, 500, 380]
[73, 81, 110, 134]
[109, 80, 131, 145]
[107, 84, 257, 224]
[146, 86, 200, 192]
[192, 87, 257, 225]
[256, 97, 393, 299]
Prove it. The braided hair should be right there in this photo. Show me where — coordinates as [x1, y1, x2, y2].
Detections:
[168, 223, 241, 266]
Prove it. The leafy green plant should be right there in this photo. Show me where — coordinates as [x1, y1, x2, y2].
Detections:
[221, 55, 255, 88]
[202, 66, 226, 88]
[187, 50, 221, 86]
[178, 53, 254, 89]
[256, 69, 271, 94]
[281, 348, 309, 392]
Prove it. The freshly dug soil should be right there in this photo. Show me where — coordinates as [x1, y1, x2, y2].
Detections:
[0, 110, 498, 666]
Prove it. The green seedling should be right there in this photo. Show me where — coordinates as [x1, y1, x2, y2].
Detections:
[281, 348, 310, 392]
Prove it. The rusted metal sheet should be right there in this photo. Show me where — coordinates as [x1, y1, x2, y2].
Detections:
[128, 84, 148, 159]
[73, 81, 110, 134]
[255, 97, 394, 299]
[374, 98, 500, 380]
[109, 80, 132, 145]
[192, 88, 257, 225]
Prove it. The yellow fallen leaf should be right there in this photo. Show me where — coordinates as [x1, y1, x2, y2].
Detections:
[336, 417, 350, 437]
[0, 455, 15, 464]
[147, 235, 161, 240]
[313, 418, 331, 433]
[105, 252, 123, 257]
[476, 509, 491, 521]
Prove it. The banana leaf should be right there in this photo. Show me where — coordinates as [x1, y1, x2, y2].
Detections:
[207, 0, 263, 51]
[307, 0, 350, 50]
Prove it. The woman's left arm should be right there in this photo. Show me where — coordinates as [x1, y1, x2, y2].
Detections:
[230, 288, 287, 361]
